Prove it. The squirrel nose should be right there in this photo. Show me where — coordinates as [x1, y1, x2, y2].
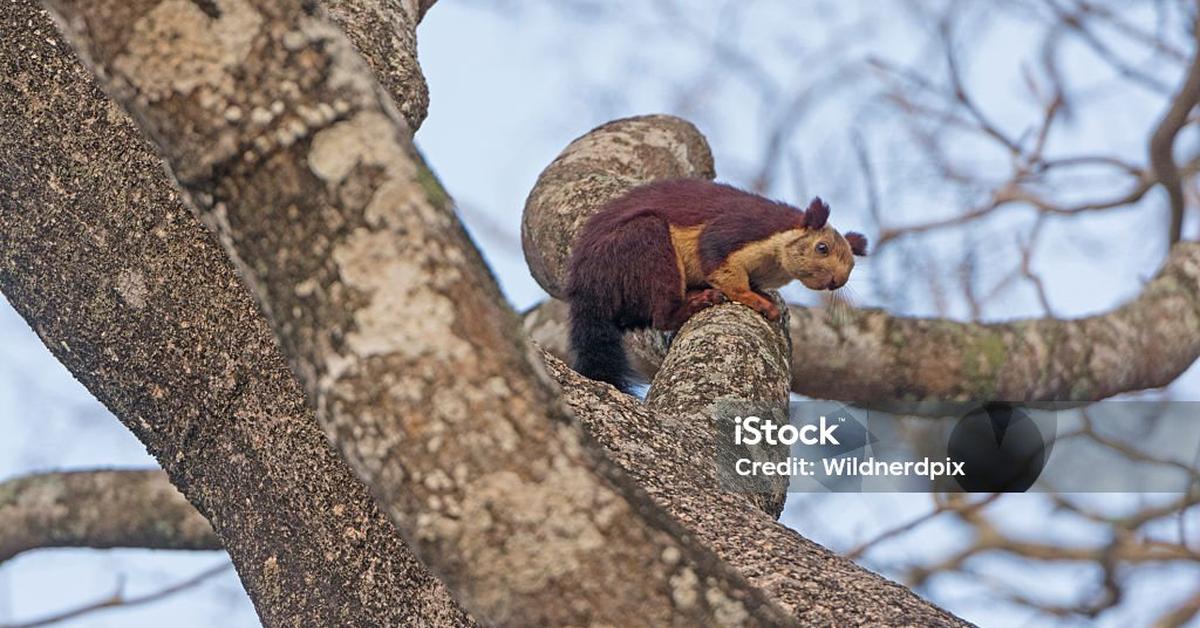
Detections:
[826, 279, 840, 290]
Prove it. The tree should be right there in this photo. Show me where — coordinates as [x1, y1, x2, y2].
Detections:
[2, 0, 1199, 626]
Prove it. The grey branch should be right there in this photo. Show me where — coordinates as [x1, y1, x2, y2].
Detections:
[323, 0, 431, 129]
[0, 2, 471, 626]
[0, 470, 221, 564]
[38, 0, 799, 625]
[544, 354, 967, 625]
[521, 115, 716, 298]
[525, 242, 1200, 407]
[645, 295, 793, 518]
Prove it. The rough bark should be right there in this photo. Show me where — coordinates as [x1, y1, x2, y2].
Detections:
[0, 470, 221, 564]
[323, 0, 431, 130]
[40, 0, 800, 625]
[524, 243, 1200, 408]
[521, 115, 717, 298]
[545, 353, 970, 626]
[784, 256, 1200, 405]
[647, 295, 793, 518]
[0, 2, 471, 626]
[645, 294, 792, 416]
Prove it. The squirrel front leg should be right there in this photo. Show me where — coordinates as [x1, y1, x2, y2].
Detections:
[707, 264, 780, 321]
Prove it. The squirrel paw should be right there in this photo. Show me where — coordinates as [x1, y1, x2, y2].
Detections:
[686, 288, 726, 308]
[749, 289, 781, 321]
[759, 302, 781, 321]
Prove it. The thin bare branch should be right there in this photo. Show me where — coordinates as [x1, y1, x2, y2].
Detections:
[0, 561, 232, 628]
[1150, 18, 1200, 243]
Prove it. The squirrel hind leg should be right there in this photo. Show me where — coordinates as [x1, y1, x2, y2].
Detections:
[568, 300, 633, 392]
[611, 217, 687, 331]
[655, 288, 726, 330]
[566, 214, 682, 390]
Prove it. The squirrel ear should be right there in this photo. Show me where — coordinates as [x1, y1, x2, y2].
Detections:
[803, 197, 829, 229]
[845, 232, 868, 256]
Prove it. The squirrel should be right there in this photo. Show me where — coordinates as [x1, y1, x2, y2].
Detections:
[565, 178, 867, 392]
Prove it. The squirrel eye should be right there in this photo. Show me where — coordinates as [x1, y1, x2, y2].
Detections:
[816, 242, 829, 255]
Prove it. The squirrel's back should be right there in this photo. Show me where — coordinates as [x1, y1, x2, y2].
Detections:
[578, 178, 797, 230]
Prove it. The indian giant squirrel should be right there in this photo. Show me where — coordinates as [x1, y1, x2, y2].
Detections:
[565, 178, 867, 392]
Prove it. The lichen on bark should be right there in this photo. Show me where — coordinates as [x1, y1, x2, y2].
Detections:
[38, 0, 801, 624]
[1, 1, 470, 626]
[0, 470, 222, 564]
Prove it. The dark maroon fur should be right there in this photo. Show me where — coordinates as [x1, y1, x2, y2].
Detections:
[565, 178, 809, 277]
[802, 198, 830, 229]
[845, 231, 868, 256]
[565, 178, 815, 391]
[567, 214, 682, 391]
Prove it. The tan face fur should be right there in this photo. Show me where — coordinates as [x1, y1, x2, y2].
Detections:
[779, 226, 856, 291]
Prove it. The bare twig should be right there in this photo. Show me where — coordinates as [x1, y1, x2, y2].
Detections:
[1150, 17, 1200, 243]
[845, 494, 1000, 560]
[1, 561, 232, 628]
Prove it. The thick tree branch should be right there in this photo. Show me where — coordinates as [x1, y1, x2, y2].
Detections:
[323, 0, 431, 129]
[646, 296, 793, 518]
[542, 354, 967, 625]
[787, 256, 1200, 404]
[0, 470, 220, 564]
[42, 0, 796, 625]
[521, 115, 716, 298]
[526, 241, 1200, 406]
[645, 294, 791, 415]
[0, 2, 471, 626]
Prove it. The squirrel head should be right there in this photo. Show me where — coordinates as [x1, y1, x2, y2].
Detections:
[780, 198, 867, 291]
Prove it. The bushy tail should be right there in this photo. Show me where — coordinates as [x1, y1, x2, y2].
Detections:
[568, 302, 632, 392]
